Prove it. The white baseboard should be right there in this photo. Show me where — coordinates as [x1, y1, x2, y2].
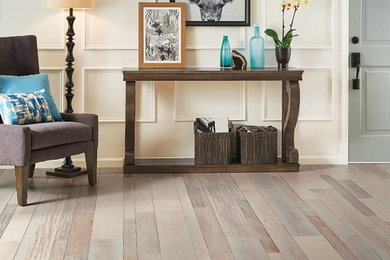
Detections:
[0, 155, 348, 170]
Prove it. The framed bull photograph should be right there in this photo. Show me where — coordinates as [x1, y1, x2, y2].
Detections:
[139, 2, 187, 68]
[170, 0, 250, 26]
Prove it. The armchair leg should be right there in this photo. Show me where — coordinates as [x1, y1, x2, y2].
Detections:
[85, 150, 97, 186]
[29, 164, 36, 178]
[15, 166, 29, 206]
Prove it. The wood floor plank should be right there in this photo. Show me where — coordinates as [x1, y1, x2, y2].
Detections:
[91, 174, 123, 240]
[308, 216, 358, 260]
[151, 174, 197, 260]
[136, 212, 161, 260]
[183, 174, 211, 208]
[267, 252, 284, 260]
[154, 200, 197, 260]
[88, 239, 123, 260]
[231, 173, 256, 191]
[0, 204, 17, 238]
[0, 241, 18, 260]
[313, 189, 390, 258]
[337, 179, 373, 199]
[293, 235, 342, 260]
[360, 198, 390, 222]
[238, 200, 279, 253]
[199, 174, 253, 238]
[243, 190, 308, 260]
[49, 240, 67, 260]
[65, 213, 94, 257]
[134, 175, 161, 260]
[273, 176, 316, 217]
[241, 190, 280, 224]
[124, 176, 135, 219]
[174, 176, 211, 260]
[320, 175, 375, 216]
[193, 207, 235, 260]
[184, 174, 235, 260]
[199, 173, 269, 260]
[74, 176, 97, 214]
[124, 218, 137, 260]
[308, 198, 383, 259]
[264, 222, 309, 260]
[13, 178, 73, 260]
[0, 171, 17, 215]
[123, 176, 137, 260]
[360, 164, 390, 179]
[248, 173, 319, 236]
[280, 175, 317, 200]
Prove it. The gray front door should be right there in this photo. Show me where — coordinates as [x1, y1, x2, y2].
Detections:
[349, 0, 390, 162]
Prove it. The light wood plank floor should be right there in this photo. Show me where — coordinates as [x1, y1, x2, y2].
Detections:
[0, 165, 389, 260]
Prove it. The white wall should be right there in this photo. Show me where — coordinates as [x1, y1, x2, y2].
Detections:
[0, 0, 348, 167]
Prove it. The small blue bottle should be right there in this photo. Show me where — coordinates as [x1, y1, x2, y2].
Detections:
[250, 25, 265, 69]
[220, 36, 232, 68]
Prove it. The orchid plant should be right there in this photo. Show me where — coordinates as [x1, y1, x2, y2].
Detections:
[265, 0, 309, 48]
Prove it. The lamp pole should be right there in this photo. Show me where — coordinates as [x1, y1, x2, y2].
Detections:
[47, 7, 86, 178]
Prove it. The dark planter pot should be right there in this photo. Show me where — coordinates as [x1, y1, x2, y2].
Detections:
[275, 47, 291, 69]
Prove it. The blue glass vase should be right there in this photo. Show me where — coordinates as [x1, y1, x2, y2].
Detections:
[250, 25, 265, 69]
[220, 36, 232, 68]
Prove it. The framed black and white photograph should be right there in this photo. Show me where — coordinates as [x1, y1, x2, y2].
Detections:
[139, 2, 186, 68]
[170, 0, 250, 26]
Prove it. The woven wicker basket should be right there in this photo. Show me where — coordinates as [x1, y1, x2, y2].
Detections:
[194, 121, 233, 165]
[237, 125, 278, 164]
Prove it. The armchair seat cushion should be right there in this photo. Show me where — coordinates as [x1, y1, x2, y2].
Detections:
[28, 121, 92, 150]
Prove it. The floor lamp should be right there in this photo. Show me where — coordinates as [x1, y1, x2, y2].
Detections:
[47, 0, 95, 178]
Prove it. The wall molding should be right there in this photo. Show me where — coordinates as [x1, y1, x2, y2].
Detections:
[84, 11, 247, 50]
[262, 67, 334, 122]
[82, 68, 156, 123]
[40, 67, 65, 111]
[264, 0, 335, 50]
[173, 81, 247, 122]
[38, 10, 66, 50]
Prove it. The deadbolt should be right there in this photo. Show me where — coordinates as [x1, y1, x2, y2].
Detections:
[352, 36, 359, 44]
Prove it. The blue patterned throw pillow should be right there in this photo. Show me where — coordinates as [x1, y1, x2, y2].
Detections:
[0, 90, 53, 125]
[0, 74, 62, 121]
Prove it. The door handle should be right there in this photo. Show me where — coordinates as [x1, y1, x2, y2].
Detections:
[351, 53, 360, 89]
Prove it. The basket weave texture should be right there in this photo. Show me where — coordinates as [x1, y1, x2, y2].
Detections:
[238, 125, 278, 164]
[194, 121, 233, 165]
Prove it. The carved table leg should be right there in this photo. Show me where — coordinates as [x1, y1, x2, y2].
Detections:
[282, 80, 300, 164]
[125, 81, 136, 165]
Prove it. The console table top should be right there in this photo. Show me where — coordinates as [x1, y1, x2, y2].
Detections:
[123, 67, 304, 81]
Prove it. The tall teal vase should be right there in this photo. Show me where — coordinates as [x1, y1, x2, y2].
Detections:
[220, 36, 232, 68]
[250, 25, 265, 69]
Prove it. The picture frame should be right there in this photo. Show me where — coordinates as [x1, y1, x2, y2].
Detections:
[169, 0, 250, 26]
[139, 2, 186, 68]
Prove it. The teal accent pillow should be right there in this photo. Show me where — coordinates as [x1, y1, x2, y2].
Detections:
[0, 90, 53, 125]
[0, 74, 62, 121]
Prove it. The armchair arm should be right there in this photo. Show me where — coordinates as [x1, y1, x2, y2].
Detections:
[60, 113, 98, 150]
[0, 124, 31, 166]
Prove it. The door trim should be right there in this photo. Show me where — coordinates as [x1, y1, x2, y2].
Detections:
[341, 0, 350, 164]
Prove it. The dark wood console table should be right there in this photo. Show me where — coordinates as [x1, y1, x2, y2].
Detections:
[123, 68, 303, 173]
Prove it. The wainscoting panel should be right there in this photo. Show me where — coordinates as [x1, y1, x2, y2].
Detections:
[41, 68, 64, 112]
[263, 68, 333, 121]
[174, 81, 247, 122]
[0, 0, 64, 49]
[83, 69, 155, 122]
[98, 123, 125, 159]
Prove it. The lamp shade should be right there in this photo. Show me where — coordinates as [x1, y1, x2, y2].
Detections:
[48, 0, 95, 9]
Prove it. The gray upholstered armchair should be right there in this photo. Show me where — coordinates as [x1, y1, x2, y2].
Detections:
[0, 35, 98, 206]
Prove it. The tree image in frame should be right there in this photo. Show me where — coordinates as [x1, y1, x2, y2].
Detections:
[144, 8, 181, 62]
